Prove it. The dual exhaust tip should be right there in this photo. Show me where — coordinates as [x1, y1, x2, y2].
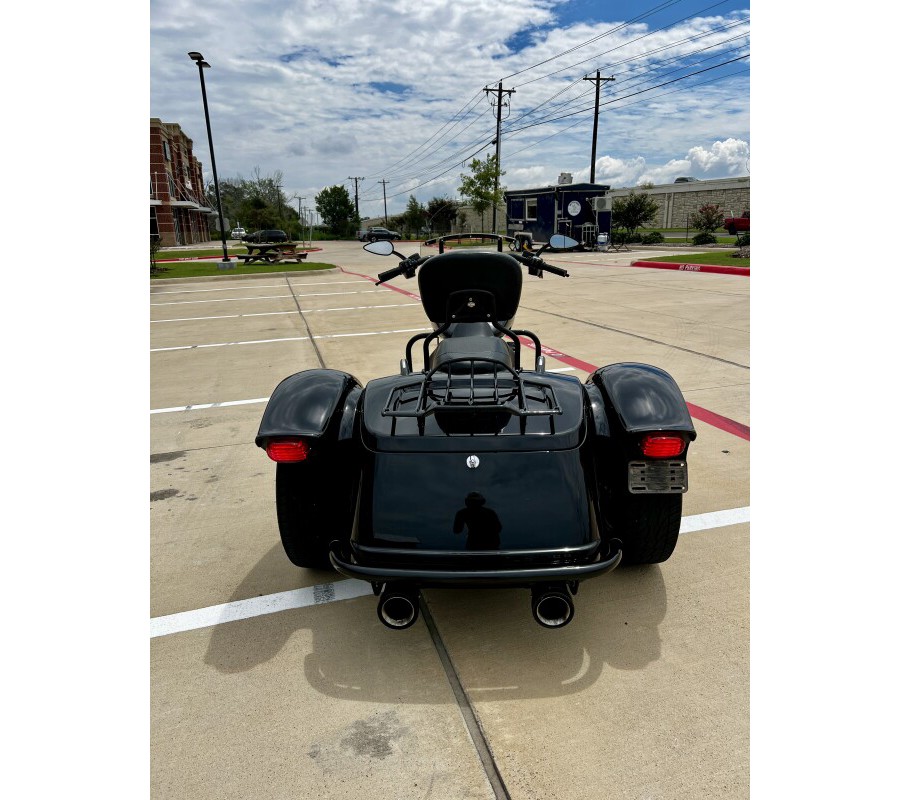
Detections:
[375, 583, 575, 630]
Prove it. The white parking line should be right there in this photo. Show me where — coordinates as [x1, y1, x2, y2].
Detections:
[150, 397, 270, 415]
[151, 336, 309, 353]
[151, 312, 296, 323]
[307, 303, 420, 313]
[148, 506, 750, 638]
[678, 505, 750, 532]
[151, 294, 294, 306]
[149, 327, 429, 355]
[151, 280, 369, 295]
[150, 580, 373, 638]
[150, 305, 418, 324]
[150, 290, 382, 306]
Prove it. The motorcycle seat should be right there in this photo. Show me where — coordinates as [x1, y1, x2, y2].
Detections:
[431, 335, 514, 373]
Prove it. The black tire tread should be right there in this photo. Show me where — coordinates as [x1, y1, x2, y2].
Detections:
[275, 464, 333, 569]
[618, 494, 682, 566]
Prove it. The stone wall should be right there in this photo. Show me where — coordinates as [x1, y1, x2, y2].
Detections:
[607, 177, 750, 228]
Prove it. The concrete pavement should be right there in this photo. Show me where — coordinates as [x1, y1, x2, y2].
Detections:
[150, 240, 749, 799]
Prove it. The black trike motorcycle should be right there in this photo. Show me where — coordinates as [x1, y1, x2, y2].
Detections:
[256, 234, 696, 630]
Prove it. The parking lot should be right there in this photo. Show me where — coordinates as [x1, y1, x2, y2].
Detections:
[150, 240, 750, 799]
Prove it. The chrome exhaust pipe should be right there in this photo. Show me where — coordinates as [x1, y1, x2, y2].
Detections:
[376, 585, 420, 630]
[531, 585, 575, 629]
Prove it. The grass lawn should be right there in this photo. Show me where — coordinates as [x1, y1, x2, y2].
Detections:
[151, 259, 334, 279]
[639, 251, 750, 268]
[152, 246, 333, 279]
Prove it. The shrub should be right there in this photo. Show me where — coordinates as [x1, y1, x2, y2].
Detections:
[641, 231, 665, 244]
[692, 232, 718, 245]
[735, 233, 749, 247]
[150, 235, 162, 274]
[689, 204, 724, 233]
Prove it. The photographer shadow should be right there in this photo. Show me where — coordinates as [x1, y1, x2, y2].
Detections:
[204, 544, 668, 703]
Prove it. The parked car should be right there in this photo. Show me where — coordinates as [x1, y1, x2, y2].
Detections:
[244, 229, 290, 243]
[230, 227, 246, 239]
[359, 226, 401, 242]
[723, 212, 750, 235]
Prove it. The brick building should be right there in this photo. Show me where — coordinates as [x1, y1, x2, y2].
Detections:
[150, 119, 214, 246]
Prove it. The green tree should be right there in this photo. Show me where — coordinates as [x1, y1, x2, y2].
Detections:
[426, 196, 458, 234]
[459, 155, 504, 232]
[611, 191, 660, 240]
[315, 185, 355, 237]
[207, 168, 294, 234]
[403, 196, 426, 237]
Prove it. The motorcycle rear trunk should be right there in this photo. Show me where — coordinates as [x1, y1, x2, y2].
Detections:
[352, 371, 603, 577]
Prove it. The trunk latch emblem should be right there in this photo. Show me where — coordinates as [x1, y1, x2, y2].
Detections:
[466, 455, 480, 469]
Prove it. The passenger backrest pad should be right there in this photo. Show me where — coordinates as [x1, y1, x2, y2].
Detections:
[417, 251, 522, 324]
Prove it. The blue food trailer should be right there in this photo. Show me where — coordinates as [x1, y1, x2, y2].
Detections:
[504, 181, 612, 249]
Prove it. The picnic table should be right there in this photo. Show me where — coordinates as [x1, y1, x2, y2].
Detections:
[236, 242, 309, 264]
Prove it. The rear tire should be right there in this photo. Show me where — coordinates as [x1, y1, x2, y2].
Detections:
[611, 493, 682, 566]
[275, 464, 333, 569]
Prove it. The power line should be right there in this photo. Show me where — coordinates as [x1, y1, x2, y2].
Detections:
[505, 53, 749, 136]
[496, 0, 687, 83]
[508, 0, 737, 88]
[506, 18, 748, 127]
[512, 36, 749, 133]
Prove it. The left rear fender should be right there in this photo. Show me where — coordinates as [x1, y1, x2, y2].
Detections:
[255, 369, 361, 449]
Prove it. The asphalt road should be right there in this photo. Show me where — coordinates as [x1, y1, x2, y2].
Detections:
[150, 241, 749, 799]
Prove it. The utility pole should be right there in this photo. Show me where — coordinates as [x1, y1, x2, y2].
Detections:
[348, 176, 364, 220]
[297, 196, 306, 244]
[378, 179, 389, 224]
[583, 71, 615, 184]
[484, 82, 515, 234]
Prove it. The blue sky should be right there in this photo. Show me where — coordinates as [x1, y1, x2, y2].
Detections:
[150, 0, 750, 219]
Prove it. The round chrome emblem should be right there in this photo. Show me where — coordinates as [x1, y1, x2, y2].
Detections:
[466, 455, 480, 469]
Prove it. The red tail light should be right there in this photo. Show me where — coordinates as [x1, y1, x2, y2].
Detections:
[265, 438, 310, 463]
[639, 434, 685, 458]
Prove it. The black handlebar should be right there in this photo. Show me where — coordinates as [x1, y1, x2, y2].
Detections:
[509, 253, 569, 278]
[373, 250, 568, 285]
[541, 263, 570, 277]
[375, 264, 407, 285]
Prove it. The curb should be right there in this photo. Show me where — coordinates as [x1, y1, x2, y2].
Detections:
[629, 260, 749, 277]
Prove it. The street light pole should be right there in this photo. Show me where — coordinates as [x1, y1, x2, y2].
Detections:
[188, 51, 230, 263]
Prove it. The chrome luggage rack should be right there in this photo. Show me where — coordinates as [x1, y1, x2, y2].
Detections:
[382, 357, 562, 420]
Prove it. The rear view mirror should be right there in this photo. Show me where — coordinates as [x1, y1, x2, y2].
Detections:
[364, 240, 395, 256]
[549, 234, 578, 250]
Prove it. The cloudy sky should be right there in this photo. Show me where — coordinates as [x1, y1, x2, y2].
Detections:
[150, 0, 750, 220]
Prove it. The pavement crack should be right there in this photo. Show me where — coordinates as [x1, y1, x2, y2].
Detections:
[285, 275, 326, 368]
[419, 596, 511, 800]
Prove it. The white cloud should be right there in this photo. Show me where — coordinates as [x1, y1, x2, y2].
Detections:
[151, 1, 749, 215]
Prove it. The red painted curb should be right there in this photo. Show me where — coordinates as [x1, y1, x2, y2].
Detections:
[629, 260, 749, 277]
